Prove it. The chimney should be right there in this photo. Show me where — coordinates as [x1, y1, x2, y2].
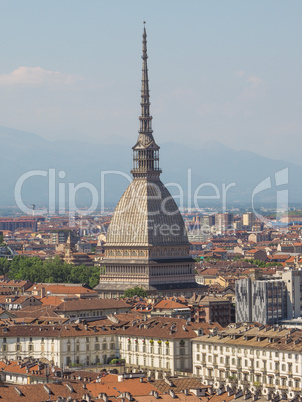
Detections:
[41, 287, 46, 298]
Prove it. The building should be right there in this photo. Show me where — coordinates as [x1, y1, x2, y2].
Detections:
[96, 27, 199, 298]
[214, 213, 234, 235]
[195, 296, 232, 327]
[54, 298, 130, 319]
[151, 299, 191, 320]
[192, 323, 302, 399]
[235, 271, 301, 325]
[0, 218, 37, 232]
[0, 316, 219, 379]
[242, 212, 254, 230]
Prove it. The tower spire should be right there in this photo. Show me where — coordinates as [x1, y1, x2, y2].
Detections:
[132, 24, 161, 179]
[139, 22, 152, 137]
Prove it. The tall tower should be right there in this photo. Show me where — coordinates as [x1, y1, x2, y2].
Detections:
[96, 25, 200, 298]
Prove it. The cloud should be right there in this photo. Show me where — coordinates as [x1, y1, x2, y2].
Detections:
[0, 66, 79, 87]
[234, 70, 263, 89]
[234, 70, 245, 77]
[247, 74, 263, 88]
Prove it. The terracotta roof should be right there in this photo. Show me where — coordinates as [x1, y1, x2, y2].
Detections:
[54, 298, 129, 313]
[40, 296, 66, 306]
[87, 375, 158, 398]
[154, 300, 188, 310]
[27, 283, 97, 295]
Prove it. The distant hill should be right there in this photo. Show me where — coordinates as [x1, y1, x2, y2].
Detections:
[0, 125, 300, 211]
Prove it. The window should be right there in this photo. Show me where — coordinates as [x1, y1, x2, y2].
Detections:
[196, 354, 200, 361]
[95, 344, 100, 351]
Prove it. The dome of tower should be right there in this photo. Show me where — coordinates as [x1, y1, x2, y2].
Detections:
[106, 178, 189, 246]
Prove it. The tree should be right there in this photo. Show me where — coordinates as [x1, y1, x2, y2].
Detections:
[123, 287, 148, 298]
[0, 255, 100, 288]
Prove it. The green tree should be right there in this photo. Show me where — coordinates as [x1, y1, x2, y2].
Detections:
[123, 286, 147, 298]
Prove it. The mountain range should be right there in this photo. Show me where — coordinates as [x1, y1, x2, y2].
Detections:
[0, 125, 300, 212]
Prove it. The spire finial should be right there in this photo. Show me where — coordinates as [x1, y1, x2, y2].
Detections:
[131, 25, 161, 179]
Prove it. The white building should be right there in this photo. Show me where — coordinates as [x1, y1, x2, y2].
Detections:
[0, 316, 218, 379]
[192, 323, 302, 399]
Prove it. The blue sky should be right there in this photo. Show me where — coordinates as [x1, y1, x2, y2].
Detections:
[0, 1, 301, 163]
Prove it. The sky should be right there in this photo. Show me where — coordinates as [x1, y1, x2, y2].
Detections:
[0, 1, 301, 163]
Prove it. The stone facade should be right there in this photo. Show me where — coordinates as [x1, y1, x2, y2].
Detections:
[96, 27, 201, 298]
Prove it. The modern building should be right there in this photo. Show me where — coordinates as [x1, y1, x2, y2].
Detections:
[242, 212, 255, 230]
[96, 27, 200, 298]
[235, 270, 301, 325]
[214, 213, 234, 235]
[0, 218, 37, 232]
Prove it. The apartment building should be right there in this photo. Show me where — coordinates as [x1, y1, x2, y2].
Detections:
[192, 323, 302, 399]
[0, 317, 218, 379]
